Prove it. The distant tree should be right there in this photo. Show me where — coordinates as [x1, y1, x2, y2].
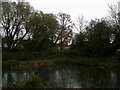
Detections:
[108, 4, 120, 50]
[1, 2, 32, 51]
[54, 12, 74, 50]
[72, 19, 113, 56]
[75, 15, 88, 32]
[73, 32, 87, 50]
[71, 15, 88, 50]
[85, 19, 113, 56]
[24, 11, 58, 51]
[42, 13, 59, 45]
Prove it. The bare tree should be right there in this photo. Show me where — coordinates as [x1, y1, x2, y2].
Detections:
[108, 3, 120, 50]
[75, 15, 88, 33]
[108, 4, 119, 26]
[54, 12, 73, 50]
[1, 2, 32, 51]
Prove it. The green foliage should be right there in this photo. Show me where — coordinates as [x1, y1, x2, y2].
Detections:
[23, 74, 46, 88]
[24, 11, 58, 51]
[72, 19, 114, 57]
[4, 74, 47, 88]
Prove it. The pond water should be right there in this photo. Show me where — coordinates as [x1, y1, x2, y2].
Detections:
[2, 65, 120, 88]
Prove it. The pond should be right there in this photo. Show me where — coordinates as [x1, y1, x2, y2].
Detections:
[2, 64, 120, 88]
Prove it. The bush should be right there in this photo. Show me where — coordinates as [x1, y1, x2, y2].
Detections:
[24, 74, 45, 88]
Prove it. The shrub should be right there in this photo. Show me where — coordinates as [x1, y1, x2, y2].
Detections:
[24, 74, 45, 88]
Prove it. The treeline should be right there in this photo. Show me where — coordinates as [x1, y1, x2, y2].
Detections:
[1, 2, 120, 58]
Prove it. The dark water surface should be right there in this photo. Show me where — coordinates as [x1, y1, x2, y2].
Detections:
[2, 65, 120, 88]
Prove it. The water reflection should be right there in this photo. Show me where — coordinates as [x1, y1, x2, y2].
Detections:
[2, 65, 120, 88]
[2, 73, 8, 85]
[110, 71, 117, 88]
[55, 70, 62, 86]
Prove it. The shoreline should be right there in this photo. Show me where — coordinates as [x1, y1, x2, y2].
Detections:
[3, 57, 120, 70]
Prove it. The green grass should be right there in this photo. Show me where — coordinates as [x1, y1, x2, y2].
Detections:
[3, 56, 120, 71]
[2, 51, 120, 70]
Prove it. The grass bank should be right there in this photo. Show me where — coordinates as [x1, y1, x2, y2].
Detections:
[3, 56, 120, 70]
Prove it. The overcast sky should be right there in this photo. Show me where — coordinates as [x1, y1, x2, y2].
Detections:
[27, 0, 119, 22]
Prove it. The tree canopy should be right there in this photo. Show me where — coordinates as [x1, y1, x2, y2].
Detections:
[1, 2, 32, 51]
[1, 1, 120, 57]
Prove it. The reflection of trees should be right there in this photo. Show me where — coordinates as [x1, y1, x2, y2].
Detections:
[48, 67, 81, 88]
[78, 70, 93, 88]
[2, 71, 31, 86]
[117, 71, 120, 87]
[2, 67, 120, 88]
[110, 71, 117, 88]
[55, 70, 62, 86]
[2, 73, 8, 85]
[7, 72, 14, 85]
[11, 72, 17, 82]
[76, 68, 114, 88]
[60, 67, 81, 88]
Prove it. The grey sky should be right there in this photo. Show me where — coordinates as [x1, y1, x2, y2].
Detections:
[27, 0, 120, 22]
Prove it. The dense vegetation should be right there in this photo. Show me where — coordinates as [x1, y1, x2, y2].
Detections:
[1, 2, 120, 61]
